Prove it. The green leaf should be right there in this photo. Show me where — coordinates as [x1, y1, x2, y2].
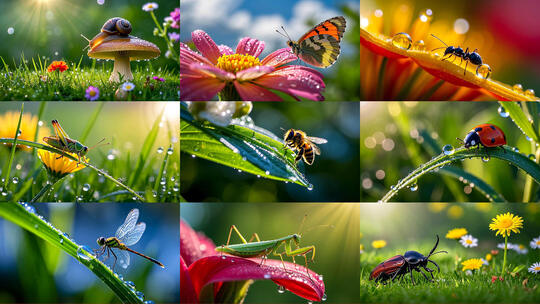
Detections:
[180, 109, 311, 188]
[0, 203, 144, 303]
[437, 166, 507, 202]
[381, 146, 540, 202]
[499, 101, 539, 143]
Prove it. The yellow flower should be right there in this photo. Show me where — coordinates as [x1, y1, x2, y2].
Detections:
[372, 240, 387, 249]
[461, 258, 483, 271]
[489, 212, 523, 237]
[360, 244, 364, 253]
[447, 205, 463, 219]
[37, 149, 87, 180]
[486, 253, 492, 262]
[446, 228, 468, 239]
[360, 4, 538, 101]
[429, 203, 447, 213]
[0, 112, 50, 151]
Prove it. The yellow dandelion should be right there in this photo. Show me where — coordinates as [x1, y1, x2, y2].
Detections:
[486, 253, 492, 262]
[447, 205, 463, 219]
[0, 112, 50, 151]
[37, 149, 87, 180]
[360, 4, 538, 101]
[489, 212, 523, 237]
[462, 258, 483, 271]
[446, 228, 468, 240]
[372, 240, 387, 249]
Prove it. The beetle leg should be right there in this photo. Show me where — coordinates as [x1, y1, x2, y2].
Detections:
[408, 264, 415, 285]
[428, 259, 441, 272]
[390, 263, 407, 282]
[484, 146, 491, 161]
[416, 268, 430, 282]
[424, 266, 435, 280]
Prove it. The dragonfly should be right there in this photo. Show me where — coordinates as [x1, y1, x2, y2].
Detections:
[95, 208, 164, 270]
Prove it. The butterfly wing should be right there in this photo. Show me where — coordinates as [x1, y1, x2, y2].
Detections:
[295, 16, 346, 68]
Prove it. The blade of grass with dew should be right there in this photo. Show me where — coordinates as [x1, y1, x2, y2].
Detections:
[3, 103, 23, 189]
[500, 101, 540, 143]
[80, 102, 104, 143]
[0, 203, 144, 303]
[153, 145, 171, 200]
[438, 166, 507, 202]
[180, 109, 310, 188]
[128, 109, 164, 188]
[381, 146, 540, 202]
[0, 138, 143, 201]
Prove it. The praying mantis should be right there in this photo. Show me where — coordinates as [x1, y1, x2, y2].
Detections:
[215, 217, 316, 278]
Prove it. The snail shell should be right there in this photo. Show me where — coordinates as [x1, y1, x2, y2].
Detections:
[89, 17, 132, 50]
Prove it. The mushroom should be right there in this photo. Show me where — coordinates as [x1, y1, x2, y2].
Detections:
[87, 17, 160, 82]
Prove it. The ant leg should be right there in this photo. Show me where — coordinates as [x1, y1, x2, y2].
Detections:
[464, 60, 469, 75]
[441, 54, 452, 62]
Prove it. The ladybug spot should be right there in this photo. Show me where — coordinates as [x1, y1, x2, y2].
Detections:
[490, 125, 496, 130]
[491, 138, 495, 143]
[475, 127, 482, 132]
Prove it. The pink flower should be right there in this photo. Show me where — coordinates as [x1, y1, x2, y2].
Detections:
[167, 8, 180, 29]
[180, 30, 325, 101]
[85, 86, 99, 101]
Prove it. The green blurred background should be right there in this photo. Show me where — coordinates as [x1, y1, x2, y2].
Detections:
[181, 203, 359, 303]
[0, 203, 179, 303]
[361, 102, 538, 202]
[181, 102, 360, 202]
[0, 0, 178, 70]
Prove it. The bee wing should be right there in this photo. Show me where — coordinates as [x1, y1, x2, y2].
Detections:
[307, 136, 328, 144]
[311, 143, 321, 155]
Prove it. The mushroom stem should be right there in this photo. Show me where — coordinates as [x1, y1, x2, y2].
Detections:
[110, 51, 133, 82]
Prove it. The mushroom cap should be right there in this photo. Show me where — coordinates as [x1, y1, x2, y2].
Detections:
[88, 37, 161, 60]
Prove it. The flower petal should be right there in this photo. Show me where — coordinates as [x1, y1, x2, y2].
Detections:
[181, 45, 214, 66]
[236, 65, 275, 81]
[192, 30, 222, 64]
[219, 44, 234, 56]
[261, 48, 298, 67]
[180, 77, 226, 101]
[188, 256, 325, 302]
[255, 66, 326, 101]
[180, 220, 217, 266]
[236, 37, 265, 58]
[188, 63, 235, 81]
[233, 81, 283, 101]
[180, 257, 199, 304]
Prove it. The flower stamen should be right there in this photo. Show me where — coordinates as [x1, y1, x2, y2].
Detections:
[216, 54, 261, 74]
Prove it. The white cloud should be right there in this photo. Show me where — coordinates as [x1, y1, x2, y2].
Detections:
[227, 10, 252, 31]
[181, 0, 242, 28]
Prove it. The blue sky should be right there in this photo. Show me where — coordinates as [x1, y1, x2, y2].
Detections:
[181, 0, 358, 58]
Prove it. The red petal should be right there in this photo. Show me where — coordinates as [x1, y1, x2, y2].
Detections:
[188, 255, 325, 302]
[181, 257, 199, 304]
[180, 220, 217, 266]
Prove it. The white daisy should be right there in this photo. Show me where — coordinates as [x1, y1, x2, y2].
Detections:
[142, 2, 158, 12]
[497, 242, 515, 249]
[465, 270, 473, 276]
[459, 235, 478, 248]
[528, 262, 540, 274]
[513, 244, 528, 254]
[530, 237, 540, 249]
[481, 258, 489, 266]
[122, 82, 135, 91]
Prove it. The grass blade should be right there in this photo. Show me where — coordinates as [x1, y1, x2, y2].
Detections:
[381, 146, 540, 202]
[80, 102, 104, 143]
[3, 103, 24, 188]
[500, 101, 540, 143]
[0, 203, 144, 303]
[438, 166, 507, 202]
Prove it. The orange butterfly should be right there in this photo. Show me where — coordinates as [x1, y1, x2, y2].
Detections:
[278, 16, 346, 68]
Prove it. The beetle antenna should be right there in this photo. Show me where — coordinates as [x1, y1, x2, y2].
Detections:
[429, 250, 449, 257]
[431, 34, 449, 47]
[428, 235, 440, 257]
[456, 137, 464, 145]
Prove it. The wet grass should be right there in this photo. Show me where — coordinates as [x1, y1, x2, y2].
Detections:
[361, 246, 540, 303]
[0, 56, 179, 101]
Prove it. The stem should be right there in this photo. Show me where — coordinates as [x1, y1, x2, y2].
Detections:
[30, 182, 54, 203]
[110, 52, 133, 82]
[149, 11, 178, 61]
[501, 235, 508, 277]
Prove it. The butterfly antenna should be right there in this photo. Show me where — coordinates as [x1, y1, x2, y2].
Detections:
[281, 25, 293, 40]
[275, 29, 289, 39]
[87, 138, 109, 151]
[431, 34, 448, 47]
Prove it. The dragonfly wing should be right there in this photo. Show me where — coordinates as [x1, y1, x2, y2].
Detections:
[122, 222, 146, 246]
[52, 120, 70, 147]
[115, 248, 130, 269]
[115, 209, 139, 240]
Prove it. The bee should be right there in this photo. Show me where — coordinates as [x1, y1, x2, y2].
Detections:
[283, 129, 328, 165]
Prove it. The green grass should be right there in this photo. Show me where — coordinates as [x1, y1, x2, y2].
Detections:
[361, 244, 540, 303]
[0, 56, 179, 101]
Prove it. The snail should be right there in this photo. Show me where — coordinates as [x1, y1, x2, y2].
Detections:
[83, 17, 134, 50]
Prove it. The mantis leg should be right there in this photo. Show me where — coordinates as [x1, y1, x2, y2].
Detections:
[248, 233, 261, 242]
[284, 239, 316, 278]
[221, 225, 249, 257]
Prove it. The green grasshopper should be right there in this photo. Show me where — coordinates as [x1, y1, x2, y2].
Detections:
[215, 221, 316, 278]
[43, 119, 106, 163]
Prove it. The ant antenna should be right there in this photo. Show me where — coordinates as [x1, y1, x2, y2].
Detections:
[431, 34, 448, 47]
[87, 138, 110, 151]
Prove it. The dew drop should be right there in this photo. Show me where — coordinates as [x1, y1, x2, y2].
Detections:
[498, 106, 509, 118]
[481, 155, 490, 162]
[512, 147, 519, 153]
[97, 0, 105, 5]
[167, 147, 174, 155]
[513, 84, 524, 94]
[82, 183, 90, 191]
[277, 285, 285, 294]
[412, 40, 425, 51]
[143, 301, 155, 304]
[475, 64, 491, 79]
[7, 27, 14, 35]
[157, 147, 164, 154]
[442, 144, 455, 155]
[264, 273, 271, 279]
[322, 293, 328, 301]
[76, 246, 95, 261]
[125, 280, 136, 290]
[136, 291, 144, 301]
[60, 238, 64, 244]
[390, 185, 397, 191]
[12, 177, 19, 184]
[409, 183, 418, 191]
[525, 89, 536, 100]
[391, 32, 412, 50]
[528, 154, 535, 160]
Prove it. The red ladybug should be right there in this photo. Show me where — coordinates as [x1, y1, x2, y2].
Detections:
[461, 123, 506, 149]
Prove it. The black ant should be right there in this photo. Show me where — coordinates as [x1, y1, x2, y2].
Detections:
[430, 34, 482, 75]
